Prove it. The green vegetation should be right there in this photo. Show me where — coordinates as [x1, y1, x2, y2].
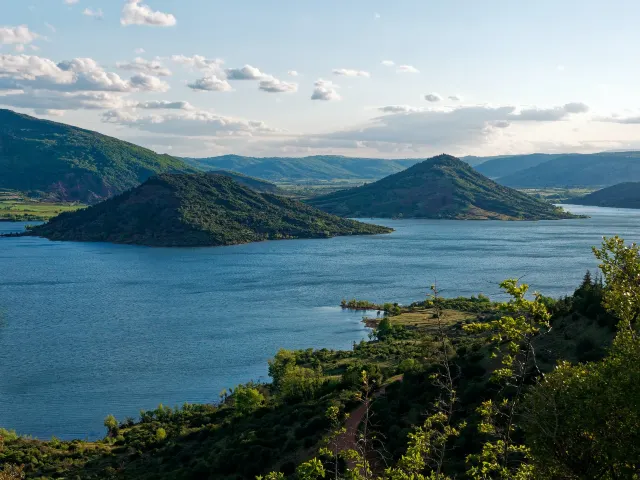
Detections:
[566, 181, 640, 209]
[2, 240, 639, 479]
[518, 187, 595, 203]
[0, 190, 84, 221]
[498, 151, 640, 188]
[307, 155, 576, 220]
[207, 170, 287, 195]
[24, 173, 392, 247]
[185, 154, 419, 183]
[0, 109, 194, 203]
[473, 153, 559, 179]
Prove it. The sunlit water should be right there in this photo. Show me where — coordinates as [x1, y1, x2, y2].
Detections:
[1, 204, 639, 440]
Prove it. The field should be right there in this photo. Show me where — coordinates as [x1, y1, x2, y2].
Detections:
[518, 187, 595, 203]
[0, 190, 84, 221]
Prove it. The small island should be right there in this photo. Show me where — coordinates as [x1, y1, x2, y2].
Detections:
[307, 154, 576, 220]
[20, 173, 393, 247]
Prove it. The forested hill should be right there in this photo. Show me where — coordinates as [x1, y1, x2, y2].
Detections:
[473, 153, 560, 178]
[184, 154, 420, 182]
[206, 170, 284, 194]
[26, 173, 392, 247]
[497, 151, 640, 188]
[307, 154, 575, 220]
[0, 109, 194, 203]
[567, 182, 640, 209]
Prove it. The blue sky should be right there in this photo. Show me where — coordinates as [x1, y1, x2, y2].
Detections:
[2, 0, 640, 158]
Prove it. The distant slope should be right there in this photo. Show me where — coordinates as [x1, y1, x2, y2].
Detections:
[207, 170, 283, 194]
[0, 109, 195, 203]
[26, 174, 392, 247]
[499, 152, 640, 188]
[566, 182, 640, 209]
[185, 155, 419, 182]
[474, 154, 560, 178]
[307, 154, 574, 220]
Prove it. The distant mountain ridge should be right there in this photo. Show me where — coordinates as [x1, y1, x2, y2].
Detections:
[206, 170, 284, 194]
[0, 109, 195, 203]
[184, 155, 421, 182]
[307, 154, 575, 220]
[26, 173, 392, 247]
[567, 182, 640, 209]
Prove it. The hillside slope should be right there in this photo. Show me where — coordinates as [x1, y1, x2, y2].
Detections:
[0, 109, 194, 203]
[26, 174, 392, 247]
[185, 155, 419, 182]
[499, 152, 640, 187]
[474, 153, 560, 178]
[566, 182, 640, 209]
[307, 155, 574, 220]
[207, 170, 284, 194]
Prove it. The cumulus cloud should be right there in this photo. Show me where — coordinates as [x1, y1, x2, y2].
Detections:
[381, 60, 395, 67]
[45, 23, 56, 34]
[171, 54, 223, 73]
[311, 79, 341, 101]
[117, 57, 171, 76]
[378, 105, 422, 114]
[187, 75, 232, 92]
[510, 102, 589, 121]
[136, 100, 193, 110]
[424, 93, 442, 102]
[64, 0, 79, 4]
[259, 77, 297, 93]
[102, 108, 280, 137]
[225, 65, 266, 80]
[397, 65, 419, 73]
[134, 47, 145, 54]
[288, 70, 299, 77]
[448, 95, 462, 101]
[121, 0, 176, 27]
[0, 26, 39, 46]
[332, 68, 370, 78]
[82, 8, 103, 19]
[0, 90, 131, 111]
[128, 73, 169, 92]
[35, 109, 65, 116]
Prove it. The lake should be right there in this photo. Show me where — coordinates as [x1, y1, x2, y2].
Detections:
[1, 204, 640, 440]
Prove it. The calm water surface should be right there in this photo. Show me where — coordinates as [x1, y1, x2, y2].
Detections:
[1, 204, 639, 439]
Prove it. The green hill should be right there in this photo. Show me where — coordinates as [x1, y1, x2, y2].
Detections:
[567, 182, 640, 209]
[0, 109, 195, 203]
[185, 154, 420, 182]
[474, 153, 560, 178]
[499, 151, 640, 187]
[307, 154, 574, 220]
[25, 173, 392, 247]
[207, 170, 285, 194]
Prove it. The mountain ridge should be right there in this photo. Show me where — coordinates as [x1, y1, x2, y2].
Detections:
[566, 182, 640, 209]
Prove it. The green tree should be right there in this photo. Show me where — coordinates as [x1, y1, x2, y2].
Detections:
[268, 349, 297, 390]
[280, 365, 324, 402]
[103, 414, 119, 437]
[234, 384, 265, 416]
[155, 427, 167, 442]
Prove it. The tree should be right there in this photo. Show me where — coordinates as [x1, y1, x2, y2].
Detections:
[104, 414, 119, 437]
[279, 365, 324, 402]
[155, 427, 167, 442]
[268, 349, 297, 390]
[234, 384, 265, 416]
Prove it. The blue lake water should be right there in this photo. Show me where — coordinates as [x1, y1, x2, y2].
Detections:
[1, 204, 640, 440]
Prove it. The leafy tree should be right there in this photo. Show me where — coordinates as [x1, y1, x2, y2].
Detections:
[280, 366, 324, 402]
[104, 414, 119, 437]
[234, 384, 265, 416]
[268, 349, 298, 390]
[155, 428, 167, 442]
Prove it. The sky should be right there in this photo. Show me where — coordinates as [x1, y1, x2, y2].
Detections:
[2, 0, 640, 158]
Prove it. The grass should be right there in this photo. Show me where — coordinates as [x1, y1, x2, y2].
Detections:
[0, 190, 84, 221]
[518, 187, 596, 203]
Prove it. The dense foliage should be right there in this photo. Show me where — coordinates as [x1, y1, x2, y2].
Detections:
[207, 170, 286, 195]
[185, 155, 419, 183]
[567, 181, 640, 209]
[26, 173, 392, 246]
[499, 151, 640, 188]
[307, 155, 575, 220]
[0, 109, 194, 203]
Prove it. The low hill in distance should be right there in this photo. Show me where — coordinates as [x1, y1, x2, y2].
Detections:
[566, 182, 640, 209]
[473, 153, 561, 178]
[307, 154, 575, 220]
[0, 109, 195, 203]
[498, 152, 640, 188]
[25, 173, 392, 247]
[185, 154, 421, 183]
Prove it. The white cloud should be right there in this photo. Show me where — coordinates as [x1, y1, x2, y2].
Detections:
[187, 75, 232, 92]
[374, 12, 381, 19]
[378, 105, 422, 113]
[288, 70, 299, 77]
[381, 60, 395, 67]
[332, 68, 370, 78]
[82, 8, 104, 19]
[0, 26, 39, 46]
[64, 0, 79, 4]
[563, 102, 589, 114]
[0, 90, 131, 111]
[171, 54, 223, 73]
[424, 93, 442, 102]
[311, 79, 341, 101]
[136, 100, 193, 110]
[448, 95, 462, 101]
[34, 108, 65, 116]
[510, 102, 589, 121]
[102, 108, 280, 137]
[116, 57, 172, 76]
[225, 65, 266, 80]
[121, 0, 176, 27]
[45, 23, 56, 34]
[134, 47, 145, 54]
[397, 65, 419, 73]
[0, 54, 169, 93]
[259, 76, 298, 93]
